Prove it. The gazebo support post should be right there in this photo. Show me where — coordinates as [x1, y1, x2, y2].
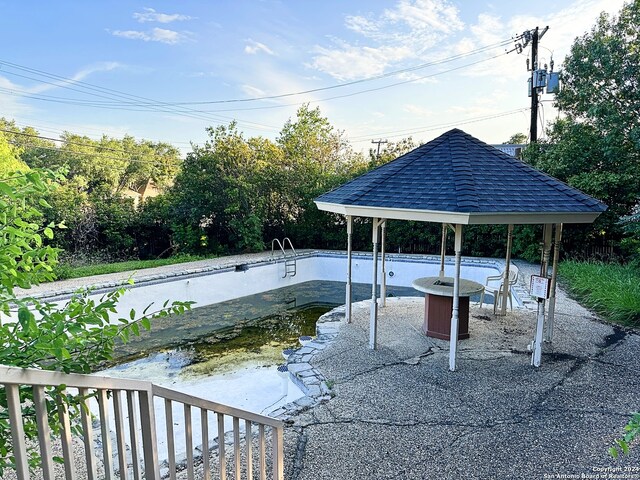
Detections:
[449, 224, 463, 371]
[532, 224, 553, 367]
[380, 220, 387, 307]
[439, 223, 447, 278]
[499, 224, 514, 316]
[545, 223, 563, 342]
[369, 218, 383, 350]
[345, 215, 353, 324]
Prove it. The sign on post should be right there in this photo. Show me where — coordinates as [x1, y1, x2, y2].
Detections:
[530, 275, 550, 299]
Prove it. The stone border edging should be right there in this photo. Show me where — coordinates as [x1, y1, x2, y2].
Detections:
[267, 307, 345, 419]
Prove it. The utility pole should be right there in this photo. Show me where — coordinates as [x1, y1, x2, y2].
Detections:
[530, 27, 540, 143]
[512, 26, 549, 144]
[371, 139, 388, 157]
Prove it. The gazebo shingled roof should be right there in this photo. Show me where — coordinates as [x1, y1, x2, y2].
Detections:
[315, 128, 607, 224]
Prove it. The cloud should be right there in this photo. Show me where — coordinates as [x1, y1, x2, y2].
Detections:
[28, 62, 122, 94]
[457, 0, 627, 80]
[403, 104, 433, 117]
[110, 27, 188, 45]
[311, 44, 412, 80]
[0, 62, 123, 118]
[133, 7, 192, 24]
[310, 0, 464, 80]
[244, 40, 275, 56]
[240, 84, 267, 97]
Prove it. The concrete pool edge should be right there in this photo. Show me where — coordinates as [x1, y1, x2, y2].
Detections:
[18, 250, 528, 306]
[266, 305, 348, 419]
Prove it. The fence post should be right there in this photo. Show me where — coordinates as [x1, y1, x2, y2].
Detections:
[139, 386, 161, 480]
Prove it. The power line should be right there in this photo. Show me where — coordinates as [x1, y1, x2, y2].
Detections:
[0, 38, 515, 108]
[0, 50, 512, 117]
[4, 117, 194, 146]
[0, 61, 281, 133]
[348, 108, 529, 142]
[1, 129, 183, 165]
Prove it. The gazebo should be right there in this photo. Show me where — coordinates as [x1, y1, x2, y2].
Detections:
[315, 128, 607, 371]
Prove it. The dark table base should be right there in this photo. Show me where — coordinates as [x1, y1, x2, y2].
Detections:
[422, 293, 470, 340]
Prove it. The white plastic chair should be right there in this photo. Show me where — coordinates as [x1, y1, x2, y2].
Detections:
[479, 269, 518, 312]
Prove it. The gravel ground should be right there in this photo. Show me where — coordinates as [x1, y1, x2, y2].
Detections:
[283, 259, 640, 480]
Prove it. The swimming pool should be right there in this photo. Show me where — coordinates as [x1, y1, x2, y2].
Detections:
[63, 251, 515, 323]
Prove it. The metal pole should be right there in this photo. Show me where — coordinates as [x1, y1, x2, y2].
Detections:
[545, 223, 563, 342]
[346, 215, 353, 323]
[532, 224, 553, 367]
[449, 224, 463, 371]
[499, 224, 514, 316]
[439, 223, 447, 278]
[370, 218, 380, 350]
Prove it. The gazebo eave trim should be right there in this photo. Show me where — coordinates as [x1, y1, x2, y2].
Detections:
[314, 201, 603, 225]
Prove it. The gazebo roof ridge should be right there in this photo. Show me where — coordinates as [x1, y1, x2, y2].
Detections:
[315, 128, 607, 224]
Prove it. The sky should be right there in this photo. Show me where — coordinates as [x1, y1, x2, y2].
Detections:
[0, 0, 628, 157]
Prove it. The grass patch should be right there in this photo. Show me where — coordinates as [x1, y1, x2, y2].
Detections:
[53, 254, 214, 280]
[558, 260, 640, 327]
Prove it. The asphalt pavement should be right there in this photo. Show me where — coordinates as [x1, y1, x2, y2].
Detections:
[282, 261, 640, 480]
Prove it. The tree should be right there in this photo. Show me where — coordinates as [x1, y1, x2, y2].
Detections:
[170, 122, 275, 253]
[0, 168, 192, 475]
[504, 133, 528, 144]
[276, 105, 366, 247]
[368, 137, 417, 169]
[0, 133, 28, 176]
[524, 1, 640, 255]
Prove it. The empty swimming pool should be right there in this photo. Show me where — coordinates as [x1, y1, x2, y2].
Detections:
[81, 251, 515, 325]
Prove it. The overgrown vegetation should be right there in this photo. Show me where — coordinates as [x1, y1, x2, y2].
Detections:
[559, 261, 640, 327]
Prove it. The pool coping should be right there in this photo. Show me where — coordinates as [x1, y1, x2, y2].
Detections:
[16, 250, 527, 305]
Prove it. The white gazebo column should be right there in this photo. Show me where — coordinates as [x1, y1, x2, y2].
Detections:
[439, 223, 447, 278]
[369, 218, 383, 350]
[380, 220, 387, 307]
[545, 223, 563, 342]
[532, 224, 553, 367]
[345, 215, 353, 324]
[499, 224, 514, 316]
[449, 224, 463, 371]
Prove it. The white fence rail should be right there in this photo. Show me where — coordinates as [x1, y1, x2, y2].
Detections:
[0, 365, 284, 480]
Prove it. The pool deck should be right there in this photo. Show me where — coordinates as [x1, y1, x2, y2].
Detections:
[281, 260, 640, 479]
[17, 250, 316, 299]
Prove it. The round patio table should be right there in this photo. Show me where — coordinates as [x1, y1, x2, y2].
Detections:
[412, 276, 484, 340]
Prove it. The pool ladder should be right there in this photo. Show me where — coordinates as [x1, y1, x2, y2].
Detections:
[271, 237, 297, 278]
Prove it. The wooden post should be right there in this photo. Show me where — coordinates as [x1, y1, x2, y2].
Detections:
[346, 215, 353, 323]
[499, 224, 514, 316]
[545, 223, 562, 342]
[380, 220, 387, 307]
[449, 224, 463, 371]
[532, 224, 553, 367]
[439, 223, 447, 278]
[369, 218, 381, 350]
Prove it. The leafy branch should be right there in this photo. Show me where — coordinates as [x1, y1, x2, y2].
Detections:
[0, 168, 193, 475]
[610, 413, 640, 458]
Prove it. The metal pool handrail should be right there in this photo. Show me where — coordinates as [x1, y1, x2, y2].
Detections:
[1, 364, 284, 480]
